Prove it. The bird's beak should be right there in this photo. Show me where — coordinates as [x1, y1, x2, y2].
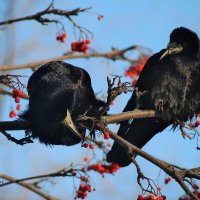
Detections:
[160, 43, 183, 60]
[61, 109, 83, 140]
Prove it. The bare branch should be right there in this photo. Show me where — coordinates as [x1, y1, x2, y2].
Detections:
[102, 109, 156, 124]
[0, 173, 60, 200]
[0, 45, 145, 71]
[0, 4, 91, 27]
[0, 121, 30, 131]
[105, 129, 200, 200]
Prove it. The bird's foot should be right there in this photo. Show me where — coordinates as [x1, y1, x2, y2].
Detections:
[127, 146, 136, 161]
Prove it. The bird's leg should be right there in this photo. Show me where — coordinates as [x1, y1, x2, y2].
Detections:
[127, 146, 136, 160]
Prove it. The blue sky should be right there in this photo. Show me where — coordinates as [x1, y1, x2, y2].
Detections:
[1, 0, 200, 199]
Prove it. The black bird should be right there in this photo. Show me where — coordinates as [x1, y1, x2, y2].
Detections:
[107, 27, 200, 166]
[20, 61, 105, 145]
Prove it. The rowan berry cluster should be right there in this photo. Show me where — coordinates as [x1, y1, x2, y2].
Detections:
[125, 56, 149, 87]
[56, 33, 67, 43]
[9, 89, 24, 118]
[178, 184, 200, 199]
[76, 183, 92, 199]
[87, 163, 120, 174]
[137, 194, 166, 200]
[71, 40, 91, 53]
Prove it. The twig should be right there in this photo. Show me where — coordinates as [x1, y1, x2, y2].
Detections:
[0, 3, 90, 27]
[104, 128, 200, 200]
[0, 45, 144, 71]
[0, 174, 59, 200]
[1, 131, 33, 145]
[0, 167, 74, 187]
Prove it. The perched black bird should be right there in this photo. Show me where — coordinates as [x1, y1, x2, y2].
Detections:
[20, 61, 105, 146]
[107, 27, 200, 166]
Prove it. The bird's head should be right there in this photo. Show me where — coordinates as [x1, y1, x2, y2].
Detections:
[160, 27, 199, 60]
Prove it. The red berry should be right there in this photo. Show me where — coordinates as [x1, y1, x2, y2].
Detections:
[86, 184, 92, 192]
[89, 144, 94, 149]
[71, 171, 77, 176]
[189, 123, 194, 128]
[9, 110, 16, 118]
[85, 39, 91, 44]
[82, 143, 88, 148]
[15, 97, 20, 103]
[192, 184, 199, 190]
[80, 176, 88, 182]
[56, 35, 61, 41]
[97, 15, 103, 20]
[60, 37, 65, 43]
[103, 131, 110, 140]
[195, 120, 200, 126]
[137, 195, 147, 200]
[157, 186, 162, 191]
[83, 157, 88, 162]
[16, 104, 21, 110]
[62, 33, 67, 38]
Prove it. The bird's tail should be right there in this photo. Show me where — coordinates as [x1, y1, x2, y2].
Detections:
[107, 118, 170, 167]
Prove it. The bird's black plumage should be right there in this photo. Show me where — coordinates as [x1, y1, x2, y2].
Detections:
[107, 27, 200, 166]
[20, 61, 105, 145]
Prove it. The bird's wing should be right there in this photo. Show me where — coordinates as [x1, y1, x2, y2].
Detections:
[117, 50, 165, 136]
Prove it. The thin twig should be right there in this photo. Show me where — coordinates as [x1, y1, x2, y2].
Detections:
[0, 4, 90, 26]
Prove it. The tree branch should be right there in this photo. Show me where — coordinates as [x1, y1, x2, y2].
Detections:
[0, 4, 90, 26]
[105, 129, 200, 200]
[0, 109, 155, 132]
[0, 45, 145, 71]
[102, 109, 156, 124]
[0, 173, 59, 200]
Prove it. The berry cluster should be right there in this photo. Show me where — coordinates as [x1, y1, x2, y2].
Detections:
[76, 183, 92, 199]
[10, 89, 24, 118]
[87, 163, 120, 174]
[103, 131, 110, 140]
[125, 55, 149, 87]
[137, 194, 166, 200]
[71, 40, 91, 53]
[56, 33, 67, 43]
[179, 184, 200, 199]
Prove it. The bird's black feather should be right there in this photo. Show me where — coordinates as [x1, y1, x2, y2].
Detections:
[20, 61, 105, 146]
[107, 27, 200, 166]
